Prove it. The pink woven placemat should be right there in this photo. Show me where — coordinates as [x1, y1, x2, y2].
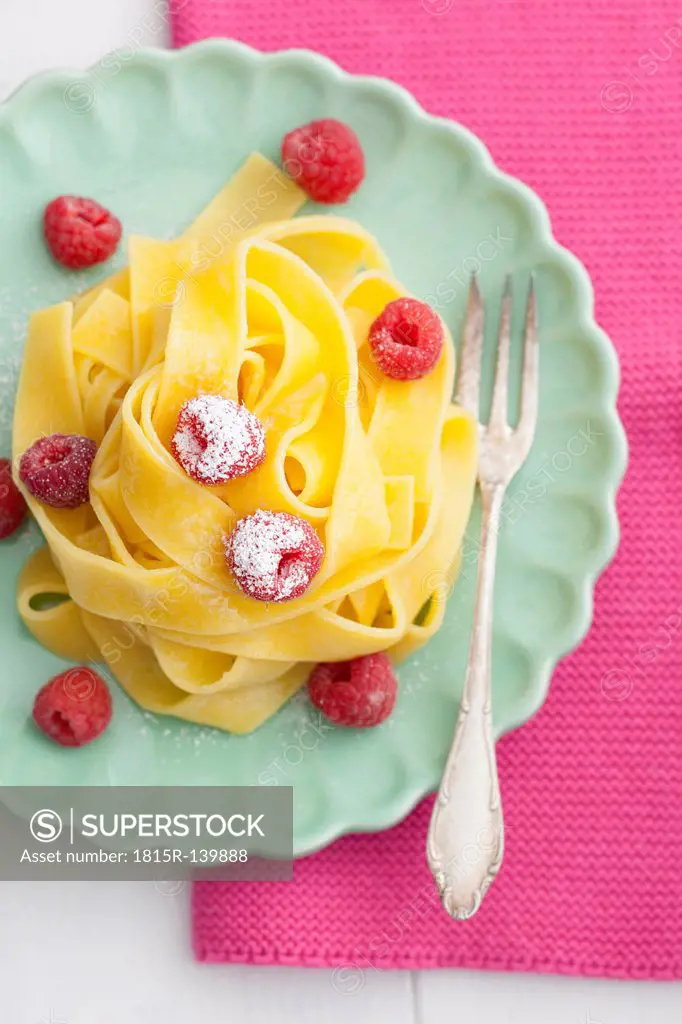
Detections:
[175, 0, 682, 978]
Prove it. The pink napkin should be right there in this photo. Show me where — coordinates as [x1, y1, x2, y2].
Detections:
[175, 1, 682, 978]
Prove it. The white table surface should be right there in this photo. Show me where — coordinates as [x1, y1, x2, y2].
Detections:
[0, 2, 680, 1021]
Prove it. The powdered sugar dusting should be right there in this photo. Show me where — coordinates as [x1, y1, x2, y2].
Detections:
[225, 509, 324, 602]
[171, 394, 265, 485]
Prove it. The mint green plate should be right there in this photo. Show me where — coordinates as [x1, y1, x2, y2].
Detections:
[0, 41, 626, 854]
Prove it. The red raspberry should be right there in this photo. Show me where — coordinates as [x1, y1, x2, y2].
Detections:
[171, 395, 266, 485]
[19, 434, 97, 509]
[32, 667, 112, 747]
[225, 509, 324, 602]
[307, 652, 397, 728]
[0, 458, 27, 539]
[282, 118, 365, 204]
[44, 195, 122, 270]
[368, 297, 444, 381]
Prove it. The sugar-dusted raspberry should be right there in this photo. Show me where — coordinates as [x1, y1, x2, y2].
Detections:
[171, 395, 266, 485]
[368, 297, 444, 381]
[32, 667, 112, 747]
[19, 434, 97, 509]
[307, 652, 397, 727]
[225, 509, 324, 602]
[0, 458, 27, 539]
[43, 195, 122, 270]
[281, 118, 365, 204]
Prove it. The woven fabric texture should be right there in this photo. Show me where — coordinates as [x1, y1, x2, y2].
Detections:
[174, 0, 682, 978]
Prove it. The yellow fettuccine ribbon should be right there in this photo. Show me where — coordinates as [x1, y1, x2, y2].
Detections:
[13, 154, 477, 733]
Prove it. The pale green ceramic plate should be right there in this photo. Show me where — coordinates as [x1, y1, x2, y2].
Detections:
[0, 41, 626, 854]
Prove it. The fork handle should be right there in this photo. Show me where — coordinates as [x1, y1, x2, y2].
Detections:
[426, 483, 505, 919]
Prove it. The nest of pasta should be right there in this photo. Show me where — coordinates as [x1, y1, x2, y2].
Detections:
[14, 154, 476, 733]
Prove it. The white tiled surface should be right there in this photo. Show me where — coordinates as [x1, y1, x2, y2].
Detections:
[0, 3, 680, 1021]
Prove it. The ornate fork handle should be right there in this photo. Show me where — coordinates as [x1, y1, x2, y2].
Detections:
[426, 482, 505, 920]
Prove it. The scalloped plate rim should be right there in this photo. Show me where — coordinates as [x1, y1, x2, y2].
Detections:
[0, 39, 628, 856]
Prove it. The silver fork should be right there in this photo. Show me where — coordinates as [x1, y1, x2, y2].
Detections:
[426, 274, 539, 920]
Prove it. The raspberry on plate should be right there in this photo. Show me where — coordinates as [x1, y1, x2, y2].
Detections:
[0, 458, 27, 539]
[171, 395, 266, 485]
[307, 652, 397, 727]
[368, 297, 444, 381]
[43, 195, 122, 270]
[225, 509, 324, 602]
[32, 667, 112, 747]
[281, 118, 365, 204]
[19, 434, 97, 510]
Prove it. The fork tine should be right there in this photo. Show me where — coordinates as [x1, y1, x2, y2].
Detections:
[454, 275, 484, 412]
[488, 275, 512, 432]
[517, 276, 539, 436]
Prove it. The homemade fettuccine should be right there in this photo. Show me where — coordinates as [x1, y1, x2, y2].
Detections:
[13, 154, 477, 733]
